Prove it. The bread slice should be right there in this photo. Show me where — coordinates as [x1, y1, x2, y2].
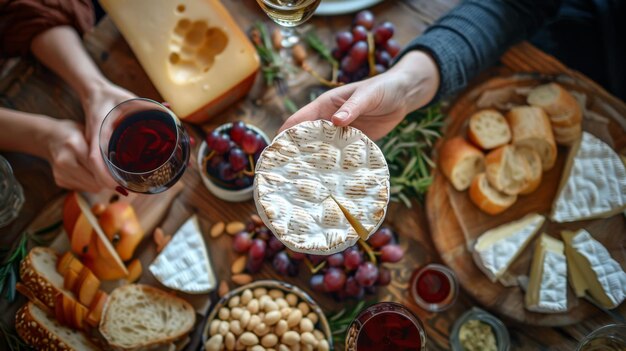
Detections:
[507, 106, 557, 171]
[527, 83, 582, 127]
[100, 284, 196, 351]
[517, 147, 543, 195]
[439, 137, 485, 191]
[553, 123, 582, 145]
[15, 302, 99, 351]
[20, 246, 77, 311]
[467, 109, 511, 150]
[485, 145, 531, 195]
[469, 173, 517, 215]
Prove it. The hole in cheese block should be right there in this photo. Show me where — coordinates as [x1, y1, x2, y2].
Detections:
[176, 4, 186, 13]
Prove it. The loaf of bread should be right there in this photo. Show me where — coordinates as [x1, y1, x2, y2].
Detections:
[439, 137, 485, 191]
[467, 109, 512, 150]
[20, 247, 76, 311]
[527, 83, 582, 127]
[485, 145, 531, 195]
[469, 173, 518, 215]
[517, 148, 543, 195]
[100, 284, 196, 351]
[507, 106, 557, 171]
[15, 302, 99, 351]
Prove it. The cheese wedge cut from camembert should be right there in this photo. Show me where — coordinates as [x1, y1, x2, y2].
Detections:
[551, 132, 626, 223]
[149, 216, 215, 294]
[525, 234, 568, 313]
[254, 120, 390, 255]
[473, 213, 545, 283]
[562, 229, 626, 309]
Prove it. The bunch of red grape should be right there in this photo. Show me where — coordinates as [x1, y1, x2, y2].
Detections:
[203, 121, 267, 190]
[333, 10, 401, 84]
[232, 216, 405, 299]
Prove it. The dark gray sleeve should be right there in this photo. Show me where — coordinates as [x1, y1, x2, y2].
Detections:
[398, 0, 562, 100]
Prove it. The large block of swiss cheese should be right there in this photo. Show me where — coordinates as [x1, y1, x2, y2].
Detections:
[100, 0, 260, 123]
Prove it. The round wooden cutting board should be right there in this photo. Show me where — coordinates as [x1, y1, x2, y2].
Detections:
[427, 73, 626, 326]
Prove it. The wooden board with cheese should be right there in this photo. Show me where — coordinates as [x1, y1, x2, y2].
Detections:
[428, 72, 626, 326]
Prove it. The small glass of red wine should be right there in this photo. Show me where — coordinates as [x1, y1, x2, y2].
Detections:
[411, 263, 459, 312]
[99, 98, 190, 194]
[346, 302, 426, 351]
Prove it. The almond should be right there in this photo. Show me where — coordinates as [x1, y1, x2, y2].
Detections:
[250, 214, 263, 226]
[226, 221, 246, 235]
[232, 273, 253, 285]
[210, 221, 225, 238]
[218, 280, 229, 297]
[231, 256, 247, 275]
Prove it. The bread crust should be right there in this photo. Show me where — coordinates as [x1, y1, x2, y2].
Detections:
[439, 137, 485, 191]
[469, 173, 517, 215]
[485, 145, 531, 195]
[507, 106, 557, 171]
[467, 109, 511, 150]
[527, 83, 582, 122]
[20, 247, 76, 311]
[15, 302, 99, 351]
[518, 148, 543, 195]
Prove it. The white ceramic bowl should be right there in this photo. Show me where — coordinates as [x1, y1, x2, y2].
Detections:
[197, 122, 270, 202]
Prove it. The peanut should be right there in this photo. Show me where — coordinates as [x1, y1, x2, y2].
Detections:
[264, 300, 278, 312]
[301, 332, 317, 346]
[218, 320, 230, 336]
[281, 331, 300, 346]
[250, 346, 264, 351]
[285, 294, 297, 307]
[219, 307, 230, 320]
[268, 289, 284, 299]
[239, 332, 259, 346]
[253, 322, 270, 337]
[210, 221, 225, 237]
[240, 310, 251, 329]
[307, 312, 318, 324]
[228, 296, 240, 308]
[261, 333, 278, 348]
[204, 334, 223, 351]
[247, 315, 261, 331]
[247, 298, 260, 314]
[319, 339, 330, 351]
[287, 309, 302, 328]
[264, 310, 281, 326]
[231, 307, 243, 320]
[275, 320, 288, 337]
[297, 301, 310, 315]
[241, 289, 253, 305]
[209, 319, 220, 336]
[225, 332, 236, 350]
[313, 330, 325, 340]
[253, 287, 267, 298]
[299, 318, 313, 333]
[229, 320, 243, 336]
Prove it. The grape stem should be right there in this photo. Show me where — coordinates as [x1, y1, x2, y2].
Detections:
[241, 154, 256, 177]
[358, 239, 377, 265]
[301, 62, 342, 88]
[303, 257, 327, 274]
[366, 33, 377, 77]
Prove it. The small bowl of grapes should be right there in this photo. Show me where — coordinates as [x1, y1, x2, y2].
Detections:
[197, 121, 269, 202]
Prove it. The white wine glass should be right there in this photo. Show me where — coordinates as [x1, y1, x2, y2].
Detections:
[256, 0, 322, 48]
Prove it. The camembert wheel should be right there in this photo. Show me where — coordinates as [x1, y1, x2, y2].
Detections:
[253, 120, 390, 255]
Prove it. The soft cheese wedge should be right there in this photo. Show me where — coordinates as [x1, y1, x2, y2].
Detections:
[551, 132, 626, 223]
[473, 213, 545, 284]
[562, 229, 626, 309]
[254, 120, 390, 255]
[525, 234, 568, 313]
[149, 216, 215, 294]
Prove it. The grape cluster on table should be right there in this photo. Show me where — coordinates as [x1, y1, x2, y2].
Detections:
[333, 10, 401, 84]
[232, 217, 405, 299]
[203, 121, 267, 190]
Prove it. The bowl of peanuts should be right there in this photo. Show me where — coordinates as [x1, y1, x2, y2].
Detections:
[203, 280, 333, 351]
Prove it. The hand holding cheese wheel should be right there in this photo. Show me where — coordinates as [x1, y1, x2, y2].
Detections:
[485, 145, 531, 196]
[469, 173, 517, 215]
[467, 109, 511, 150]
[507, 106, 557, 171]
[439, 137, 485, 191]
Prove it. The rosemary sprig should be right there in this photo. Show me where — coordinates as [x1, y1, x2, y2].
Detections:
[0, 322, 31, 351]
[0, 233, 29, 302]
[250, 22, 287, 95]
[378, 104, 445, 207]
[304, 31, 337, 67]
[327, 300, 372, 346]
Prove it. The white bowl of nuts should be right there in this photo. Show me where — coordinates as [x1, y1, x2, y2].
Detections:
[203, 280, 333, 351]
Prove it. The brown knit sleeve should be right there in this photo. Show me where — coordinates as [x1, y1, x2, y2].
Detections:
[0, 0, 95, 58]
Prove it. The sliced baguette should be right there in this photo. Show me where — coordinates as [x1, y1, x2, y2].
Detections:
[485, 145, 531, 195]
[100, 284, 196, 351]
[469, 173, 517, 215]
[527, 83, 582, 127]
[553, 123, 582, 145]
[439, 137, 485, 191]
[15, 302, 99, 351]
[467, 109, 511, 150]
[517, 147, 543, 195]
[507, 106, 557, 171]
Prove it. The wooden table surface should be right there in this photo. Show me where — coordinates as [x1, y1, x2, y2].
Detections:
[1, 1, 625, 350]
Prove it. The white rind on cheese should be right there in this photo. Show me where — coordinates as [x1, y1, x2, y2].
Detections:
[551, 132, 626, 223]
[254, 120, 390, 255]
[563, 229, 626, 309]
[473, 213, 545, 283]
[149, 216, 215, 294]
[525, 235, 568, 313]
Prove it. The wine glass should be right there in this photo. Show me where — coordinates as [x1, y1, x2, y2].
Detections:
[99, 98, 190, 194]
[256, 0, 322, 48]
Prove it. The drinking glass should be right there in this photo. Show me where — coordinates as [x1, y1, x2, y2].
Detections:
[576, 324, 626, 351]
[0, 155, 24, 227]
[410, 263, 459, 312]
[346, 302, 427, 351]
[256, 0, 322, 47]
[99, 98, 190, 194]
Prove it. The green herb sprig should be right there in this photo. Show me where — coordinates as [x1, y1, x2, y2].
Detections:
[0, 321, 31, 351]
[327, 300, 372, 346]
[304, 31, 337, 67]
[378, 104, 445, 207]
[250, 22, 288, 95]
[0, 233, 28, 302]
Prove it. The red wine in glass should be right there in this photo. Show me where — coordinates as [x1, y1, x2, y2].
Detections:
[346, 302, 426, 351]
[99, 98, 190, 194]
[411, 263, 458, 312]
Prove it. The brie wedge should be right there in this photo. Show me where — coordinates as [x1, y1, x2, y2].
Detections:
[149, 216, 215, 294]
[562, 229, 626, 309]
[525, 234, 568, 313]
[473, 213, 545, 283]
[551, 132, 626, 223]
[254, 120, 390, 255]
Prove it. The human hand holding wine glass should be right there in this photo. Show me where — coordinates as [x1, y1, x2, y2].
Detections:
[256, 0, 322, 48]
[99, 98, 190, 194]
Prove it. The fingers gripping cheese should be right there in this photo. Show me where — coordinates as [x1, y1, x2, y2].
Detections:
[254, 120, 390, 255]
